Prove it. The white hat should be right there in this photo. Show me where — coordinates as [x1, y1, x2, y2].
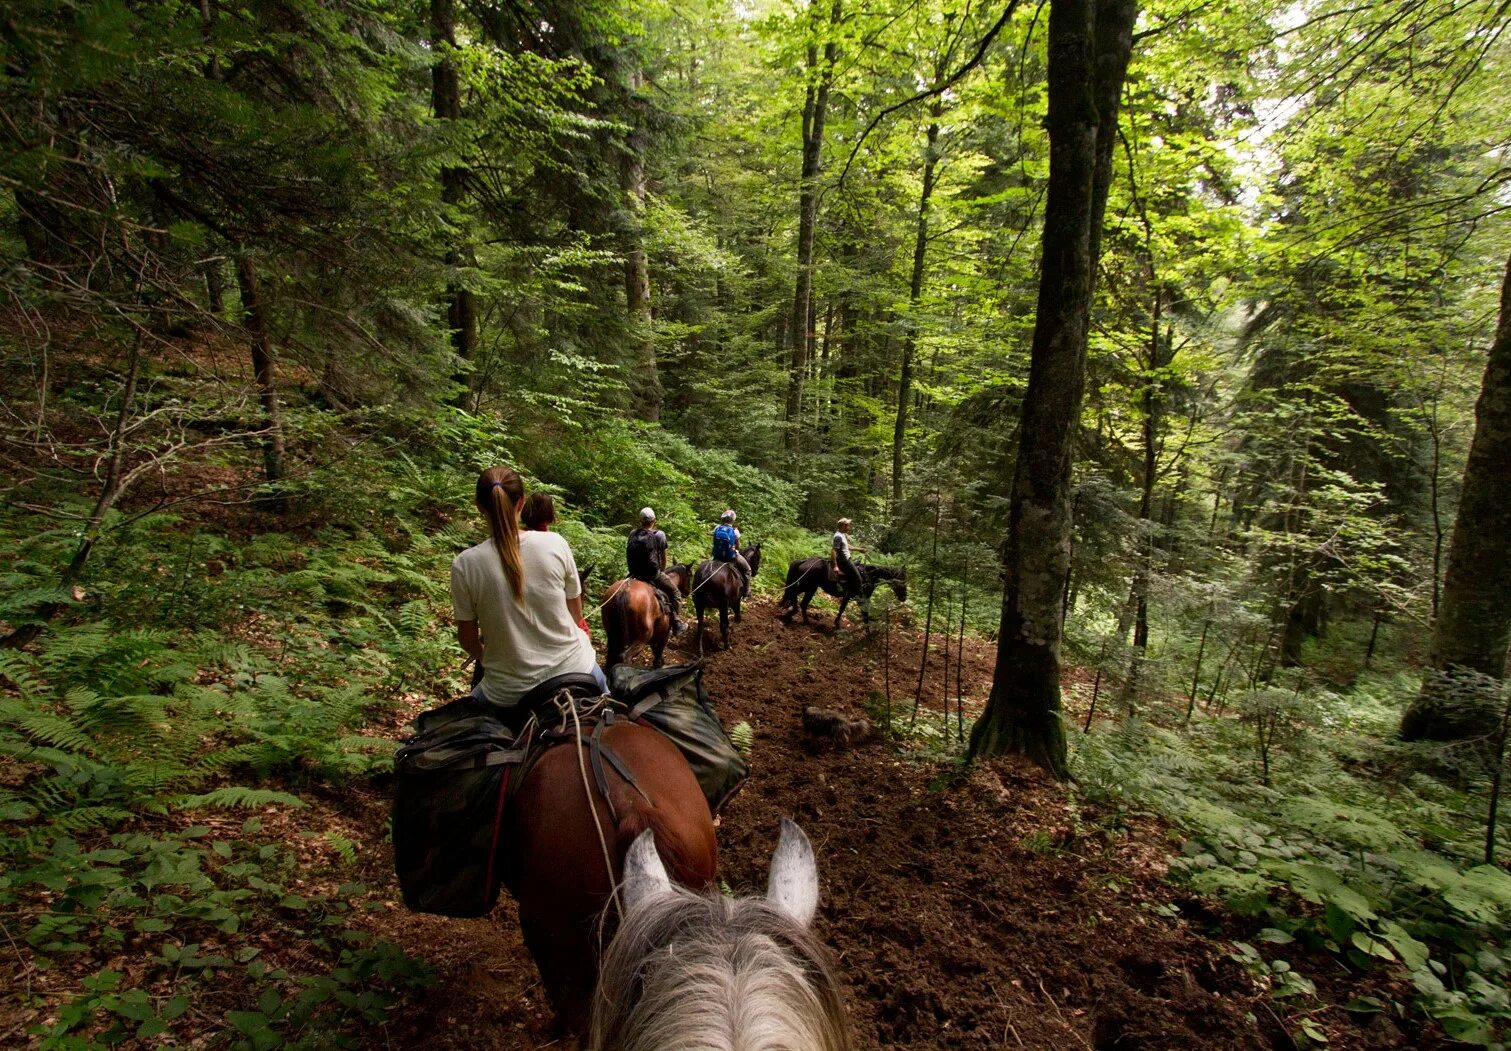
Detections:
[640, 507, 656, 523]
[720, 509, 736, 523]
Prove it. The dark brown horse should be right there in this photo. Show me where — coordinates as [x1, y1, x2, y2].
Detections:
[600, 564, 691, 668]
[692, 544, 761, 653]
[502, 713, 717, 1035]
[778, 557, 907, 629]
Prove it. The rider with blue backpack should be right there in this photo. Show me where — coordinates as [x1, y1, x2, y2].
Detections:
[712, 509, 751, 597]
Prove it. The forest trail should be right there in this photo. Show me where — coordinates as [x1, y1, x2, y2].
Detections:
[334, 599, 1274, 1049]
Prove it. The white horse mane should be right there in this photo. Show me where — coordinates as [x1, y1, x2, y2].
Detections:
[589, 822, 850, 1051]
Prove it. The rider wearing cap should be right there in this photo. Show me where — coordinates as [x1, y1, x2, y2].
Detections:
[712, 509, 751, 598]
[627, 507, 688, 635]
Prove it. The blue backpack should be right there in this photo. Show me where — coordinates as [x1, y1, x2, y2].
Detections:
[712, 524, 738, 560]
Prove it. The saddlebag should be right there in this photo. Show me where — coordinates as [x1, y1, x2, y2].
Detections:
[609, 662, 748, 814]
[391, 697, 526, 918]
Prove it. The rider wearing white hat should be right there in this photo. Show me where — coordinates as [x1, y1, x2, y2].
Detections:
[627, 507, 687, 634]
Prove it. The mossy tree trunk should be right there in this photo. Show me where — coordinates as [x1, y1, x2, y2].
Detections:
[1403, 254, 1511, 741]
[968, 0, 1137, 777]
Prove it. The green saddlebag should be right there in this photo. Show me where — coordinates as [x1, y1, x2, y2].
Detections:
[391, 697, 525, 917]
[609, 662, 748, 814]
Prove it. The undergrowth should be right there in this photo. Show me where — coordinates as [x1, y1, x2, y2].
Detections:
[1072, 675, 1511, 1046]
[0, 399, 817, 1046]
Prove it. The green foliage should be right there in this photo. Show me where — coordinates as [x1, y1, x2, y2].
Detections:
[1073, 679, 1511, 1041]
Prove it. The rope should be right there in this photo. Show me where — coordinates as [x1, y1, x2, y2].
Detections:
[564, 692, 621, 921]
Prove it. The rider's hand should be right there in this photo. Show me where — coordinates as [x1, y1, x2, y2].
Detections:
[577, 617, 591, 638]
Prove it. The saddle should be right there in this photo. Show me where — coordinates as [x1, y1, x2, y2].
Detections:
[393, 665, 746, 918]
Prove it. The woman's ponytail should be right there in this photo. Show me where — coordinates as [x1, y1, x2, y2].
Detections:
[477, 467, 526, 602]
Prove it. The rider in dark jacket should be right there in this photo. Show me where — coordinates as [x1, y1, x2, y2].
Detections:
[627, 508, 687, 635]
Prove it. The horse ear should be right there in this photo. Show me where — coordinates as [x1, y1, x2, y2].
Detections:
[622, 828, 672, 910]
[766, 818, 819, 927]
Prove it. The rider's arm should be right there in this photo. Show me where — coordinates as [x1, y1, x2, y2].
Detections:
[456, 620, 482, 661]
[566, 594, 589, 635]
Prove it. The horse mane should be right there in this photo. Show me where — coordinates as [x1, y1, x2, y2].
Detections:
[589, 885, 851, 1051]
[861, 563, 904, 581]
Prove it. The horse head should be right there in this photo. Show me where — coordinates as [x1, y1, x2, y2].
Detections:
[578, 562, 595, 592]
[667, 563, 692, 597]
[591, 820, 850, 1051]
[744, 543, 762, 579]
[862, 564, 907, 603]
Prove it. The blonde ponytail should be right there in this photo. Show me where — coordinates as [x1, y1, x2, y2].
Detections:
[477, 467, 526, 602]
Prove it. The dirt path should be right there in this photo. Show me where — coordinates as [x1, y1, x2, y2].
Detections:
[345, 598, 1287, 1049]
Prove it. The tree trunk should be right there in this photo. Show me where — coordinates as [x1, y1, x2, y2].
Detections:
[1404, 254, 1511, 741]
[783, 0, 841, 459]
[622, 68, 661, 420]
[968, 0, 1137, 777]
[432, 0, 477, 398]
[235, 256, 287, 495]
[892, 102, 942, 508]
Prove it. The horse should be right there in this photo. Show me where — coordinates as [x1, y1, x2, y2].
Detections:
[600, 564, 691, 668]
[589, 819, 852, 1051]
[692, 544, 762, 652]
[778, 557, 907, 629]
[501, 694, 718, 1036]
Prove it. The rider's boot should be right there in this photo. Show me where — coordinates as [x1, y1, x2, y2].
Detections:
[672, 616, 689, 636]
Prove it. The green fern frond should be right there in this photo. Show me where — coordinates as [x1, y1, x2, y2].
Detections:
[174, 787, 307, 811]
[0, 701, 95, 755]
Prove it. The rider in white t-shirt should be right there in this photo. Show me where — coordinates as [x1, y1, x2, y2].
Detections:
[451, 466, 606, 710]
[831, 517, 864, 599]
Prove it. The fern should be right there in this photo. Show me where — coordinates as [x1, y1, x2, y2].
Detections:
[324, 832, 358, 865]
[175, 787, 307, 811]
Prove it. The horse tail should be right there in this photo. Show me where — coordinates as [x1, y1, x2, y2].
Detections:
[604, 584, 632, 668]
[779, 562, 803, 610]
[615, 798, 707, 889]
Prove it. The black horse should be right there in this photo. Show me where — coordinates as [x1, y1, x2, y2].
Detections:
[778, 557, 906, 629]
[692, 544, 762, 652]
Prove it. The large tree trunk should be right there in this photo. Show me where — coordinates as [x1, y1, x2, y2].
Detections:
[968, 0, 1137, 776]
[235, 256, 287, 494]
[432, 0, 477, 399]
[621, 69, 661, 421]
[892, 103, 942, 508]
[783, 0, 841, 459]
[1403, 253, 1511, 741]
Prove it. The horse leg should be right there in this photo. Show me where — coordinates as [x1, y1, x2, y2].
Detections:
[719, 604, 731, 649]
[696, 603, 706, 657]
[651, 618, 668, 668]
[800, 586, 813, 623]
[518, 906, 595, 1037]
[835, 594, 849, 629]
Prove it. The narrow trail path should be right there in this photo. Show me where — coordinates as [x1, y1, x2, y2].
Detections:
[346, 598, 1273, 1049]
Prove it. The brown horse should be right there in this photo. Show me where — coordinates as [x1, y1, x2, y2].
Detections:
[692, 544, 762, 653]
[599, 564, 691, 669]
[502, 711, 717, 1035]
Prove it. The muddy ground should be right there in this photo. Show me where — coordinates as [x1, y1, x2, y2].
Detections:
[349, 599, 1313, 1050]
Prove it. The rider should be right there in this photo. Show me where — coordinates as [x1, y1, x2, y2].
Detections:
[626, 507, 688, 636]
[713, 509, 751, 598]
[520, 491, 556, 531]
[451, 466, 608, 710]
[831, 517, 864, 599]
